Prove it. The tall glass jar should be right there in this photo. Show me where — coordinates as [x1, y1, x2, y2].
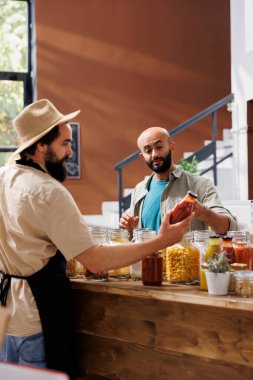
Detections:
[221, 236, 236, 264]
[231, 231, 250, 267]
[66, 258, 79, 278]
[199, 235, 221, 291]
[84, 227, 109, 281]
[166, 232, 200, 284]
[108, 229, 130, 280]
[130, 228, 155, 281]
[248, 243, 253, 270]
[194, 230, 211, 291]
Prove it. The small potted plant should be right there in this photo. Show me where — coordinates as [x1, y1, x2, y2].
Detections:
[205, 252, 231, 295]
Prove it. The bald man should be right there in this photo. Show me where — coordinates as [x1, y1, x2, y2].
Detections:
[120, 127, 238, 236]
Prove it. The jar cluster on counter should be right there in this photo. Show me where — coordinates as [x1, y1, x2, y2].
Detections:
[66, 225, 253, 296]
[194, 229, 253, 296]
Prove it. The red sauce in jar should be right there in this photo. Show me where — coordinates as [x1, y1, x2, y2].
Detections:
[221, 237, 236, 264]
[248, 245, 253, 270]
[170, 191, 198, 224]
[142, 253, 163, 286]
[233, 243, 249, 266]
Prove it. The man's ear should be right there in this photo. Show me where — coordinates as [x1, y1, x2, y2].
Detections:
[37, 143, 47, 153]
[170, 141, 175, 152]
[139, 152, 144, 159]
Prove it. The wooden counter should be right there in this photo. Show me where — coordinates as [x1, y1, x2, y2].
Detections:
[71, 279, 253, 380]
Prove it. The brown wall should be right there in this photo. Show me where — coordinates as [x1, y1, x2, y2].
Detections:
[35, 0, 231, 214]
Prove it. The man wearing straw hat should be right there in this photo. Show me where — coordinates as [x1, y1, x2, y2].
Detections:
[0, 99, 190, 379]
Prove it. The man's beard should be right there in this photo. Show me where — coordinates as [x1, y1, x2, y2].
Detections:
[45, 148, 68, 182]
[146, 150, 172, 173]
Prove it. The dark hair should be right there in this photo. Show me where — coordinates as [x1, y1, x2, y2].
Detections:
[20, 125, 60, 157]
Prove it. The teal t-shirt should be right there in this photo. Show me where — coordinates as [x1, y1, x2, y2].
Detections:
[141, 177, 169, 233]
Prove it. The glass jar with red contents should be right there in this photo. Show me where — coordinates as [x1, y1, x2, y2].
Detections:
[221, 236, 236, 264]
[142, 252, 163, 286]
[170, 191, 198, 224]
[232, 231, 250, 267]
[130, 229, 156, 281]
[248, 243, 253, 270]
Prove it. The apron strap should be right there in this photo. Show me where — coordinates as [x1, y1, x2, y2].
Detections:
[0, 271, 27, 307]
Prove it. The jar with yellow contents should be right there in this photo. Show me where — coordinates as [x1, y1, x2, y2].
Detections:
[108, 229, 130, 280]
[166, 232, 200, 283]
[199, 235, 221, 291]
[194, 230, 211, 290]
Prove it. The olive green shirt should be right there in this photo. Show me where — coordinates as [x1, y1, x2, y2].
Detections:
[128, 165, 238, 232]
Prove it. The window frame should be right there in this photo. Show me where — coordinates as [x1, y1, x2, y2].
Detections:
[0, 0, 36, 153]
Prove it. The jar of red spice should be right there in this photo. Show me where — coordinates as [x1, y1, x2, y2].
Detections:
[232, 231, 250, 267]
[221, 236, 236, 264]
[142, 252, 163, 286]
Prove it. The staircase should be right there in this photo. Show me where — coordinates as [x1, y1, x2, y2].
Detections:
[184, 127, 236, 200]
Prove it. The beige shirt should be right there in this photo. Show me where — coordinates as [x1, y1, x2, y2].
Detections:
[0, 164, 94, 336]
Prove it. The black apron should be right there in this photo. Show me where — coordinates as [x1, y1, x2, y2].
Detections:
[0, 158, 76, 379]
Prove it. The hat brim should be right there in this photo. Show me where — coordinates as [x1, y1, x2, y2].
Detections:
[12, 109, 80, 157]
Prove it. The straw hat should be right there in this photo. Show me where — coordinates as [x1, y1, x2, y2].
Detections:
[13, 99, 80, 156]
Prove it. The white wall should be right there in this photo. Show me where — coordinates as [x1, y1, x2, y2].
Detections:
[230, 0, 253, 199]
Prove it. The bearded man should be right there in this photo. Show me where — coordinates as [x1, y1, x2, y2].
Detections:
[0, 103, 190, 379]
[120, 126, 238, 235]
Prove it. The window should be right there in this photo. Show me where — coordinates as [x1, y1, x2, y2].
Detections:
[0, 0, 35, 166]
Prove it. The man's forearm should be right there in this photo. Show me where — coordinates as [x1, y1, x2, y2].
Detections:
[199, 208, 229, 235]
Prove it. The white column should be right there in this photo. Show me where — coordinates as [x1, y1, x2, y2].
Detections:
[230, 0, 253, 199]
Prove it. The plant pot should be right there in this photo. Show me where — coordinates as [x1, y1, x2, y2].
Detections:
[205, 271, 231, 295]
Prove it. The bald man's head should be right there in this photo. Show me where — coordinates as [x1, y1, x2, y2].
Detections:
[137, 126, 175, 175]
[137, 127, 171, 151]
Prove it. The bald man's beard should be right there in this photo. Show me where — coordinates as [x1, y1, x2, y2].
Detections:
[146, 150, 172, 173]
[45, 148, 68, 182]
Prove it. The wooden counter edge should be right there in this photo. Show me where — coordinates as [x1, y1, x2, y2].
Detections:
[70, 278, 253, 312]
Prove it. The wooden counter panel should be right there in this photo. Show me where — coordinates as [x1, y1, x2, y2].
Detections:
[72, 284, 253, 379]
[75, 334, 253, 380]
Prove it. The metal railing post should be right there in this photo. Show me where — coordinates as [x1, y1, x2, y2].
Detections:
[116, 168, 123, 220]
[212, 111, 217, 185]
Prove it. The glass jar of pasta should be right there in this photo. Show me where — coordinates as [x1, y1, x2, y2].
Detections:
[166, 232, 200, 283]
[108, 229, 130, 280]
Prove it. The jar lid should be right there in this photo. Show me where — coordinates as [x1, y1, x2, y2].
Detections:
[230, 263, 248, 270]
[233, 270, 253, 279]
[187, 190, 198, 199]
[222, 236, 233, 241]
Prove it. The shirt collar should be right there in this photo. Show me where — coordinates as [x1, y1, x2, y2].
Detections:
[145, 165, 183, 188]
